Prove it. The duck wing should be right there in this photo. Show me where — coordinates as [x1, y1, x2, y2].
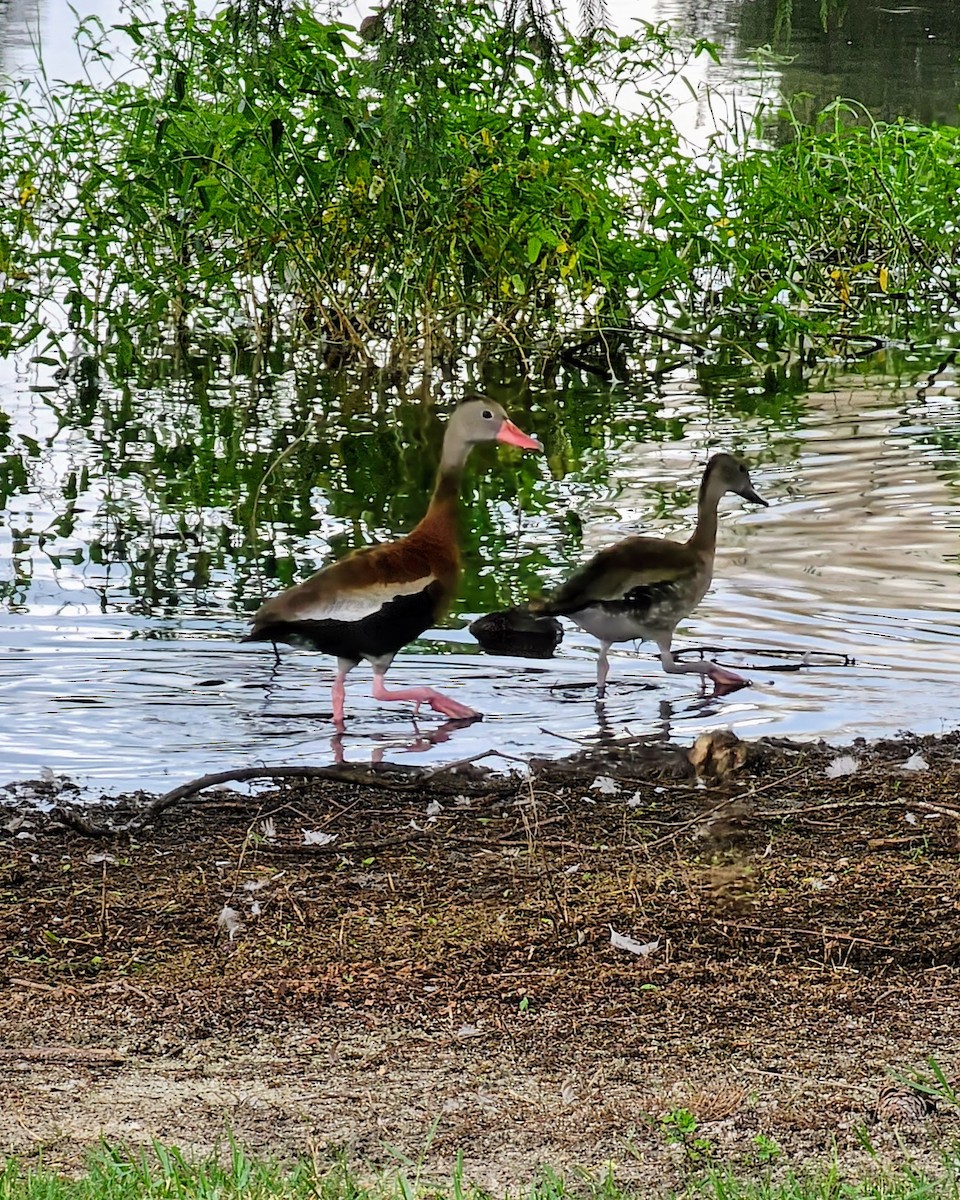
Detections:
[540, 537, 693, 616]
[249, 537, 453, 633]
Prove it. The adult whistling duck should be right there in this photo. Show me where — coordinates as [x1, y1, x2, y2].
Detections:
[245, 397, 542, 726]
[533, 453, 768, 697]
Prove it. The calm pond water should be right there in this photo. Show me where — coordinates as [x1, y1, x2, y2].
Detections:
[652, 0, 960, 129]
[4, 1, 960, 795]
[4, 346, 960, 795]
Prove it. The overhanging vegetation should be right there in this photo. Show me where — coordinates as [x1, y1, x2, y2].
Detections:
[1, 2, 959, 378]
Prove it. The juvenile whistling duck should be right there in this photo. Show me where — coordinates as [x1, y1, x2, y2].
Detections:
[245, 397, 542, 726]
[533, 453, 768, 697]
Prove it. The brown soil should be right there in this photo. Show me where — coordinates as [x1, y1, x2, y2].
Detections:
[2, 731, 960, 1190]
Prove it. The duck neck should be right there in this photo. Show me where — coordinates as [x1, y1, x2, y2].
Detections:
[428, 462, 464, 516]
[686, 470, 723, 555]
[420, 432, 470, 532]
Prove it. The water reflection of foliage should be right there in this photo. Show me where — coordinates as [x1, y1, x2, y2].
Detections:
[2, 370, 549, 619]
[0, 356, 827, 624]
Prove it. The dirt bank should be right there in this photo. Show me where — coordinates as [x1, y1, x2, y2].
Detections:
[2, 731, 960, 1189]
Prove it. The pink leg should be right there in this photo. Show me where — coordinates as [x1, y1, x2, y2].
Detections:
[331, 658, 355, 728]
[371, 671, 479, 721]
[707, 662, 750, 695]
[596, 641, 612, 700]
[656, 637, 750, 695]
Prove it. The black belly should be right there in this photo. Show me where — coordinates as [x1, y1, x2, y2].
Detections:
[244, 583, 445, 663]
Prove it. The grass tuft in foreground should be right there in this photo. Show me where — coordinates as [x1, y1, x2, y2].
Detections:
[2, 1143, 960, 1200]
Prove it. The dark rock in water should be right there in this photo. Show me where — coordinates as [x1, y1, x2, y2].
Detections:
[469, 607, 563, 659]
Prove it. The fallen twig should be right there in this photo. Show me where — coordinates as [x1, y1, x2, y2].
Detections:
[53, 750, 529, 840]
[914, 800, 960, 821]
[641, 764, 815, 850]
[672, 646, 854, 671]
[0, 1045, 125, 1064]
[716, 920, 906, 952]
[867, 835, 929, 849]
[53, 764, 421, 839]
[753, 795, 878, 818]
[755, 796, 960, 821]
[738, 1065, 871, 1094]
[644, 797, 741, 850]
[418, 748, 529, 780]
[263, 828, 433, 857]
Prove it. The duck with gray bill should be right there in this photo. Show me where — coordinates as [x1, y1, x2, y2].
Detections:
[531, 453, 768, 697]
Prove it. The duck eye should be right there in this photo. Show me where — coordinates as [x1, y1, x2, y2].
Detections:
[482, 409, 493, 419]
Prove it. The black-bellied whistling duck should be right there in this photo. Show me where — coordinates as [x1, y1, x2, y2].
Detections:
[245, 397, 542, 726]
[533, 454, 768, 697]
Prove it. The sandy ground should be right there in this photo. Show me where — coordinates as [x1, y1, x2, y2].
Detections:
[2, 730, 960, 1190]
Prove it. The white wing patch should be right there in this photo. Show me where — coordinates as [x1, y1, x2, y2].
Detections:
[296, 575, 435, 623]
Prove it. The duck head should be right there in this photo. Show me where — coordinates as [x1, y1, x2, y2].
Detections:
[449, 396, 543, 452]
[703, 453, 768, 507]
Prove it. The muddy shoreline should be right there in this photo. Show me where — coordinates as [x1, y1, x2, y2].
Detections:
[2, 730, 960, 1187]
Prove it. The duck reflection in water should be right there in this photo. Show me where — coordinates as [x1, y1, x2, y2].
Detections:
[329, 716, 478, 765]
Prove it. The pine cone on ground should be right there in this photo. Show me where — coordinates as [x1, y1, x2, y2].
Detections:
[875, 1083, 936, 1124]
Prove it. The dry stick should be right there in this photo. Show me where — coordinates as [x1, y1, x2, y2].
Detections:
[53, 745, 527, 842]
[755, 796, 960, 821]
[538, 726, 589, 746]
[867, 835, 928, 849]
[671, 646, 854, 670]
[98, 858, 109, 953]
[0, 1046, 126, 1065]
[753, 795, 881, 818]
[418, 748, 513, 780]
[914, 800, 960, 821]
[263, 828, 433, 857]
[646, 765, 950, 847]
[737, 1066, 871, 1094]
[716, 920, 906, 953]
[52, 765, 424, 839]
[643, 798, 736, 850]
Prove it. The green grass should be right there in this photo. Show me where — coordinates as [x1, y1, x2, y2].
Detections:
[2, 1144, 960, 1200]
